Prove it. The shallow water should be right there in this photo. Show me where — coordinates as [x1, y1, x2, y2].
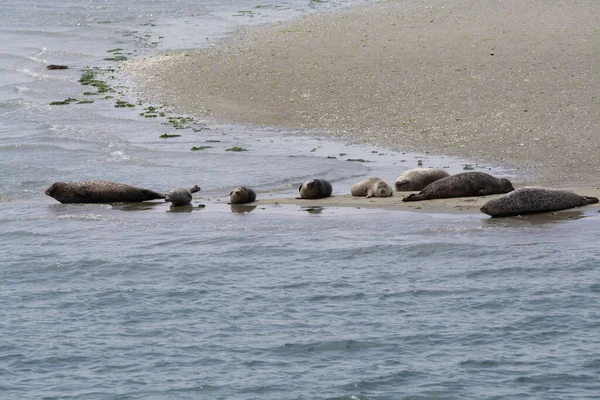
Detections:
[1, 1, 600, 399]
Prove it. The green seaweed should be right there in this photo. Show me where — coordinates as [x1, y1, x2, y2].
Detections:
[226, 147, 248, 152]
[205, 140, 221, 143]
[104, 55, 128, 62]
[191, 146, 213, 151]
[50, 98, 78, 105]
[79, 68, 114, 93]
[107, 48, 124, 53]
[77, 100, 95, 104]
[115, 100, 134, 108]
[346, 158, 369, 163]
[159, 134, 181, 139]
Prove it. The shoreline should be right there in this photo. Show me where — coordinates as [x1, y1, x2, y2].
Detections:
[124, 0, 599, 189]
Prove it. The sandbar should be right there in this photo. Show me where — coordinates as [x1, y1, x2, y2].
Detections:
[124, 0, 600, 212]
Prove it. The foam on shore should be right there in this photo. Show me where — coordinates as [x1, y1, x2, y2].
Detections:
[125, 0, 600, 188]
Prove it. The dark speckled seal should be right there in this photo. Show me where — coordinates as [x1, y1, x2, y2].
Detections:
[481, 187, 599, 217]
[45, 180, 167, 204]
[402, 172, 514, 202]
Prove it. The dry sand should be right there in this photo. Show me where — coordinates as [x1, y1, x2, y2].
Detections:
[125, 0, 600, 212]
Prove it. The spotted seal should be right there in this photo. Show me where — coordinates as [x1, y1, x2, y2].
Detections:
[45, 180, 167, 204]
[298, 179, 333, 199]
[480, 187, 599, 217]
[395, 168, 450, 191]
[351, 177, 393, 198]
[165, 185, 201, 206]
[402, 172, 514, 202]
[229, 186, 257, 204]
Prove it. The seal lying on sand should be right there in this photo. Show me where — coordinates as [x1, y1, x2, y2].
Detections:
[402, 172, 514, 202]
[165, 185, 201, 206]
[298, 179, 333, 199]
[230, 186, 257, 204]
[395, 168, 450, 191]
[351, 177, 393, 198]
[45, 180, 167, 204]
[481, 187, 599, 217]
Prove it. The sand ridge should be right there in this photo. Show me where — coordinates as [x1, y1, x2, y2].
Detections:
[125, 0, 600, 188]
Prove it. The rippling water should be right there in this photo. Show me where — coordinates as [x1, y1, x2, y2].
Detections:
[2, 1, 600, 399]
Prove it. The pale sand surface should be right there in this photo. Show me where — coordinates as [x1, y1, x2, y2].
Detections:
[125, 0, 600, 210]
[251, 189, 600, 215]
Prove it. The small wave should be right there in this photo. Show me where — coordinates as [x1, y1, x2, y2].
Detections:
[276, 339, 382, 353]
[57, 214, 118, 222]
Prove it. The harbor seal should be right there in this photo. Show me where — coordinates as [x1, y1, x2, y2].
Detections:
[229, 186, 257, 204]
[165, 185, 201, 206]
[45, 180, 167, 204]
[402, 172, 514, 202]
[298, 179, 333, 199]
[351, 177, 393, 198]
[481, 187, 599, 217]
[395, 168, 450, 191]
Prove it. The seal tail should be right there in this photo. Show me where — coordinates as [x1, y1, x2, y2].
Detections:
[402, 193, 425, 202]
[584, 196, 599, 205]
[190, 185, 201, 194]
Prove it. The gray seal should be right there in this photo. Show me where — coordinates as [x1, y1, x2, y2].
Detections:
[45, 180, 167, 204]
[230, 186, 257, 204]
[395, 168, 450, 191]
[165, 185, 201, 206]
[481, 187, 599, 217]
[298, 179, 333, 199]
[402, 172, 514, 202]
[351, 177, 393, 198]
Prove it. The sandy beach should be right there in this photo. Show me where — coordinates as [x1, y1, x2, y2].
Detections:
[125, 0, 600, 210]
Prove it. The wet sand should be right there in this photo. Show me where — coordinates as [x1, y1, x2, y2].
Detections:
[125, 0, 600, 207]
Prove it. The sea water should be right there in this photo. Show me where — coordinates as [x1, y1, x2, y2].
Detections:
[1, 1, 600, 399]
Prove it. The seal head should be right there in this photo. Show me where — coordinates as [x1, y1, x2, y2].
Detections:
[230, 186, 257, 204]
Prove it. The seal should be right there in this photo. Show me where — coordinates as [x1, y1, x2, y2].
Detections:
[402, 172, 514, 202]
[298, 179, 333, 199]
[480, 187, 599, 217]
[395, 168, 450, 191]
[45, 180, 167, 204]
[351, 177, 393, 198]
[229, 186, 257, 204]
[165, 185, 201, 206]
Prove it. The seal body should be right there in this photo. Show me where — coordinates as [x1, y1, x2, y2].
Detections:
[299, 179, 333, 199]
[351, 177, 393, 198]
[481, 187, 599, 217]
[402, 172, 514, 202]
[230, 186, 257, 204]
[395, 168, 450, 191]
[165, 185, 201, 206]
[45, 180, 167, 204]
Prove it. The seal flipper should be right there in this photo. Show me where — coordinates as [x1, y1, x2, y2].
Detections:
[584, 196, 599, 205]
[190, 185, 201, 194]
[402, 193, 425, 202]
